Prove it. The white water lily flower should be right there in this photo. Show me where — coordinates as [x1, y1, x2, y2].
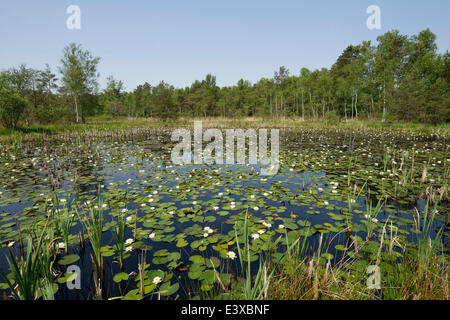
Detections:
[153, 276, 162, 284]
[125, 245, 133, 252]
[262, 222, 272, 228]
[122, 208, 128, 213]
[250, 195, 255, 199]
[203, 233, 209, 238]
[257, 230, 265, 235]
[251, 233, 260, 240]
[141, 203, 146, 207]
[253, 207, 259, 211]
[125, 238, 134, 245]
[149, 233, 156, 239]
[204, 226, 211, 231]
[57, 242, 66, 249]
[227, 251, 237, 260]
[126, 216, 133, 222]
[192, 201, 197, 205]
[213, 206, 219, 211]
[279, 224, 285, 229]
[324, 201, 329, 205]
[102, 204, 107, 208]
[8, 241, 14, 248]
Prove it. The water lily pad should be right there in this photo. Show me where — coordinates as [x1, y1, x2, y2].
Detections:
[58, 254, 80, 265]
[158, 282, 179, 296]
[113, 272, 129, 283]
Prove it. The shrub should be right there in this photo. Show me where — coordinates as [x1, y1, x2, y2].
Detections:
[0, 89, 27, 128]
[324, 110, 340, 123]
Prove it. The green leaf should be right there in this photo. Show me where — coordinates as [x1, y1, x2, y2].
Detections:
[201, 270, 216, 284]
[206, 257, 220, 269]
[113, 272, 129, 283]
[322, 253, 334, 260]
[159, 282, 179, 296]
[189, 255, 205, 264]
[176, 239, 188, 248]
[57, 254, 80, 265]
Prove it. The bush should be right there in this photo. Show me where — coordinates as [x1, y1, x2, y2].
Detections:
[31, 104, 66, 124]
[324, 110, 340, 123]
[0, 90, 27, 128]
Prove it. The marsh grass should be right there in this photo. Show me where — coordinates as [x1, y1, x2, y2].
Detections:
[1, 117, 448, 144]
[113, 211, 126, 270]
[266, 201, 448, 300]
[234, 211, 274, 300]
[0, 221, 52, 300]
[77, 193, 105, 299]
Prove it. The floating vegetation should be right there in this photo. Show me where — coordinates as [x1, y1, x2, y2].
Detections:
[0, 126, 448, 300]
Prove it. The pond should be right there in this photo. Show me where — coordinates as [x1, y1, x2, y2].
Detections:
[0, 127, 448, 299]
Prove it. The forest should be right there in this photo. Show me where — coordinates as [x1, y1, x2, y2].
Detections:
[0, 28, 449, 128]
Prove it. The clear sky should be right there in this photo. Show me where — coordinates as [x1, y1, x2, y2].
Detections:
[1, 0, 449, 90]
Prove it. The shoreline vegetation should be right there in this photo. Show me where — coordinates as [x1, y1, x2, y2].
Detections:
[1, 116, 449, 138]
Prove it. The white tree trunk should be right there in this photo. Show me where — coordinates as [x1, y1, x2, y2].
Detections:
[74, 95, 79, 123]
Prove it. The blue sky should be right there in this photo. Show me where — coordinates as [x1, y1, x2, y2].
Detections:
[1, 0, 449, 90]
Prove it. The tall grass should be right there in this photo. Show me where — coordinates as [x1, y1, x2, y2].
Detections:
[232, 210, 274, 300]
[266, 201, 448, 300]
[77, 192, 105, 299]
[113, 211, 126, 270]
[0, 221, 52, 300]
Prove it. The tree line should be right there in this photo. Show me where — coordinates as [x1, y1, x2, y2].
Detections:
[0, 29, 448, 128]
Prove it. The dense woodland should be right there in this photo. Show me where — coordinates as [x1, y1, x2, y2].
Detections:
[0, 29, 449, 128]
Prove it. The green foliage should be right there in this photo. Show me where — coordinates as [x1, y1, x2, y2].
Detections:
[58, 43, 100, 123]
[0, 89, 27, 128]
